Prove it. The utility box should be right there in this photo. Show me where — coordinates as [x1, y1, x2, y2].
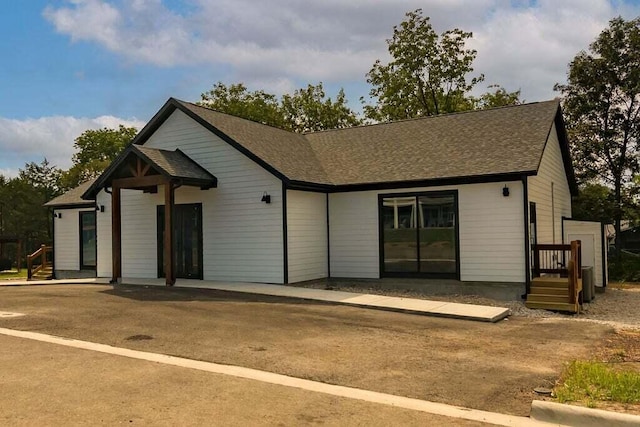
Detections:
[582, 266, 595, 302]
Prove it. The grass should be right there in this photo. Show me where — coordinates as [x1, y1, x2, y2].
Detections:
[0, 270, 27, 280]
[555, 361, 640, 407]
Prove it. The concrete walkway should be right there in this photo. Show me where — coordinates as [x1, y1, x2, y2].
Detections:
[2, 277, 509, 322]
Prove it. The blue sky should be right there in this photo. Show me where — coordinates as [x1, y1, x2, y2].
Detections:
[2, 0, 640, 176]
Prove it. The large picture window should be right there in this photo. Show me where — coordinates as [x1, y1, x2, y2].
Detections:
[379, 191, 458, 278]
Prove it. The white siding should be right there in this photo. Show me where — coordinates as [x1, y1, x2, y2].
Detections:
[329, 192, 380, 278]
[528, 123, 572, 245]
[286, 190, 328, 283]
[116, 109, 285, 283]
[563, 220, 606, 288]
[329, 182, 526, 283]
[53, 208, 87, 271]
[96, 190, 112, 277]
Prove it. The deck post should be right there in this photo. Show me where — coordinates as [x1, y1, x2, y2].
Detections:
[164, 181, 175, 286]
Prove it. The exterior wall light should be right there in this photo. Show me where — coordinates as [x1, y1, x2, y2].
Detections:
[502, 185, 510, 197]
[96, 205, 105, 212]
[53, 212, 62, 219]
[261, 192, 271, 204]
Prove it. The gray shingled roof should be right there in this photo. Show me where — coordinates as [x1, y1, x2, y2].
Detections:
[305, 100, 561, 185]
[45, 179, 96, 207]
[175, 99, 561, 186]
[133, 145, 215, 182]
[176, 101, 331, 184]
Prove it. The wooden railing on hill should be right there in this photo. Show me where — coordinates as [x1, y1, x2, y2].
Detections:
[27, 244, 53, 280]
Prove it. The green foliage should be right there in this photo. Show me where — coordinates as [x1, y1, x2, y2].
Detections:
[471, 85, 522, 110]
[555, 17, 640, 253]
[0, 163, 58, 260]
[555, 360, 640, 405]
[608, 251, 640, 282]
[281, 84, 362, 133]
[199, 82, 360, 133]
[18, 159, 64, 203]
[61, 125, 137, 189]
[572, 183, 617, 223]
[363, 9, 484, 121]
[199, 82, 285, 129]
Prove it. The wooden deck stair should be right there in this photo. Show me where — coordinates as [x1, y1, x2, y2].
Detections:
[30, 265, 53, 280]
[525, 277, 581, 313]
[27, 244, 53, 281]
[525, 240, 583, 314]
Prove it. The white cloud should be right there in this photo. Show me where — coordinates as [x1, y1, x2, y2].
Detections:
[0, 115, 145, 174]
[43, 0, 640, 101]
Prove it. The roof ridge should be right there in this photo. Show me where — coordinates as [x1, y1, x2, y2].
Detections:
[303, 98, 561, 136]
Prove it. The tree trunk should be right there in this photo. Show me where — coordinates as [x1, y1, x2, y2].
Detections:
[614, 177, 623, 260]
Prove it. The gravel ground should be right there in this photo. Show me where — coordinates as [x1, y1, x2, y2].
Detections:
[294, 280, 640, 330]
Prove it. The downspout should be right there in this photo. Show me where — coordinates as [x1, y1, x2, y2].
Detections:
[522, 176, 531, 299]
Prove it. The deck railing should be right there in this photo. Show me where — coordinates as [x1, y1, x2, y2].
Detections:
[27, 244, 53, 280]
[532, 240, 582, 306]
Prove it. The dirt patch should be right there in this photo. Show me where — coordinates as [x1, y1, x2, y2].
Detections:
[0, 335, 488, 426]
[0, 284, 614, 416]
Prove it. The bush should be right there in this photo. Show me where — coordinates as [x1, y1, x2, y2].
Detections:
[0, 258, 11, 272]
[608, 251, 640, 282]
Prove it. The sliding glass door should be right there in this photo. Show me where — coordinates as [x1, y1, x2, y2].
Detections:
[380, 192, 458, 278]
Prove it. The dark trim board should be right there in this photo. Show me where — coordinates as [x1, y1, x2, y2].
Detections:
[377, 189, 460, 280]
[522, 177, 531, 298]
[326, 192, 330, 279]
[282, 182, 289, 284]
[51, 208, 56, 279]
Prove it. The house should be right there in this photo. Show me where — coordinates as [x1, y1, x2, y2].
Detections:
[47, 98, 581, 298]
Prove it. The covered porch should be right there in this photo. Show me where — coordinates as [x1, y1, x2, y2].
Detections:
[83, 144, 217, 286]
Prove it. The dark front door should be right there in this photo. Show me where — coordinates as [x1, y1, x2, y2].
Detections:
[157, 203, 203, 279]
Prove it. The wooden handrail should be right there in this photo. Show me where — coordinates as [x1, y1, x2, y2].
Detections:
[532, 240, 582, 312]
[27, 244, 52, 280]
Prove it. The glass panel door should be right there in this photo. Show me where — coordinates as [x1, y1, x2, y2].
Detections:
[382, 196, 418, 272]
[418, 195, 456, 274]
[380, 192, 458, 277]
[79, 211, 96, 269]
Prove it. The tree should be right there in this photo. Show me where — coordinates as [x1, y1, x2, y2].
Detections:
[18, 159, 63, 202]
[555, 17, 640, 256]
[61, 125, 137, 189]
[472, 85, 522, 110]
[281, 84, 361, 133]
[199, 82, 285, 129]
[572, 183, 617, 223]
[198, 82, 360, 132]
[363, 9, 484, 121]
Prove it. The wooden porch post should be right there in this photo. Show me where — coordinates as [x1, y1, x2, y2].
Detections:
[164, 181, 175, 286]
[111, 186, 122, 283]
